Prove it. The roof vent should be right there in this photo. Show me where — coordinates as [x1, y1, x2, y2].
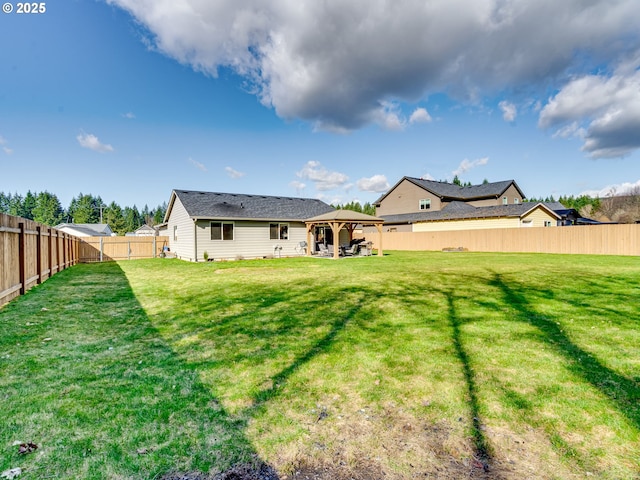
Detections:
[240, 202, 244, 208]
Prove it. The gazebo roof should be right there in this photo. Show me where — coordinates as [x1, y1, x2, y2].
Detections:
[305, 209, 384, 224]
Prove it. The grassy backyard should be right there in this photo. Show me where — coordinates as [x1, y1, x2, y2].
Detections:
[0, 251, 639, 479]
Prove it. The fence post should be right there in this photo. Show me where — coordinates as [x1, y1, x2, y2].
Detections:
[48, 228, 53, 280]
[36, 226, 42, 284]
[100, 237, 103, 262]
[128, 240, 131, 260]
[153, 236, 157, 258]
[18, 222, 26, 295]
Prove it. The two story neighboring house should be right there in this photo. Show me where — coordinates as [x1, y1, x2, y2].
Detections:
[373, 176, 560, 232]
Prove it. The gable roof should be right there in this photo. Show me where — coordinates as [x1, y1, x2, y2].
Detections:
[306, 209, 383, 223]
[380, 202, 560, 224]
[165, 190, 335, 222]
[55, 223, 114, 236]
[374, 176, 525, 205]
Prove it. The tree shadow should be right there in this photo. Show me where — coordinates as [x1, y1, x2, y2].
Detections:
[443, 288, 494, 472]
[0, 262, 281, 478]
[489, 272, 640, 430]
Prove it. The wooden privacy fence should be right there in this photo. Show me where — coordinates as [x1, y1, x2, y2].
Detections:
[79, 236, 169, 262]
[363, 224, 640, 256]
[1, 213, 79, 308]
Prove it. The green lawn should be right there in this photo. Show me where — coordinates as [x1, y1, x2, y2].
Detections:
[1, 252, 639, 479]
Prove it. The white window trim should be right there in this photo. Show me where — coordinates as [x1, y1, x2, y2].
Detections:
[419, 198, 431, 210]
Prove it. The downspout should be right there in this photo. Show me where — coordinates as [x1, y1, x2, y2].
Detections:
[193, 218, 198, 262]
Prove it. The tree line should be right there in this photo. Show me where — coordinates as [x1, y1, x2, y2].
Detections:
[0, 191, 167, 235]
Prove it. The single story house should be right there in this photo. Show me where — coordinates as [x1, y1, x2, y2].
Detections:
[164, 189, 335, 261]
[125, 224, 159, 236]
[55, 223, 115, 237]
[375, 202, 561, 233]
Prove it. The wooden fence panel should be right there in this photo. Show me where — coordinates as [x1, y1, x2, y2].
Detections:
[1, 214, 80, 308]
[364, 224, 640, 256]
[79, 236, 169, 263]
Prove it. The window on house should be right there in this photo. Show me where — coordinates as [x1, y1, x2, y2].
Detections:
[544, 221, 553, 227]
[270, 223, 289, 240]
[503, 196, 508, 205]
[514, 198, 520, 204]
[211, 222, 234, 240]
[173, 225, 178, 241]
[419, 199, 431, 210]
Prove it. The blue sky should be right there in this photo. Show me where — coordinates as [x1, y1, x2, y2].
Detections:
[2, 0, 640, 210]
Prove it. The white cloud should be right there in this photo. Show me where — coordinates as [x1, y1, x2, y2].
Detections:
[498, 100, 517, 122]
[122, 112, 136, 119]
[225, 166, 245, 178]
[409, 107, 432, 124]
[189, 157, 207, 172]
[420, 173, 435, 181]
[580, 179, 640, 197]
[0, 136, 13, 155]
[452, 157, 489, 177]
[108, 0, 640, 137]
[357, 174, 390, 193]
[539, 67, 640, 158]
[77, 132, 114, 153]
[296, 160, 348, 191]
[289, 180, 306, 194]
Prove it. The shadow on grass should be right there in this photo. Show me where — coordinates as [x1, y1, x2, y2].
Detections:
[245, 286, 374, 415]
[444, 289, 494, 472]
[0, 262, 279, 479]
[489, 273, 640, 431]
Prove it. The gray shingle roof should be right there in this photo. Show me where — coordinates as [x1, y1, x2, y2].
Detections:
[374, 176, 524, 204]
[381, 203, 558, 224]
[172, 190, 335, 221]
[405, 177, 519, 200]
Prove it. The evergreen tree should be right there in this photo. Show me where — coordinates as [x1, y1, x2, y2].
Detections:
[103, 201, 126, 235]
[22, 191, 37, 219]
[32, 191, 64, 226]
[0, 192, 9, 213]
[8, 193, 23, 217]
[68, 193, 103, 223]
[123, 205, 142, 233]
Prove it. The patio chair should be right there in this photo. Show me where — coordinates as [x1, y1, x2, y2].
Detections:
[317, 243, 331, 256]
[343, 243, 359, 256]
[295, 241, 307, 255]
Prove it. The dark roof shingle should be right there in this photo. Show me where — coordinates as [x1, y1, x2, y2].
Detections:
[381, 203, 558, 224]
[173, 190, 335, 221]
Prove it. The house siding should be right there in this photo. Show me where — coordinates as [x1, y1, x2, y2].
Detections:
[521, 207, 558, 227]
[194, 220, 309, 261]
[376, 179, 442, 216]
[167, 196, 196, 261]
[412, 217, 521, 232]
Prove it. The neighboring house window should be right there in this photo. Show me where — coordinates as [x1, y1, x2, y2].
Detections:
[388, 227, 397, 233]
[544, 221, 552, 227]
[211, 222, 234, 240]
[173, 225, 178, 241]
[514, 198, 520, 204]
[419, 199, 431, 210]
[270, 223, 289, 240]
[522, 220, 533, 227]
[503, 196, 508, 205]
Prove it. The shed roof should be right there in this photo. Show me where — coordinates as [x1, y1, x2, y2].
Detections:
[166, 190, 335, 222]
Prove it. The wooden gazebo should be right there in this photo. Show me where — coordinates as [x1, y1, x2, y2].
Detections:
[305, 210, 384, 259]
